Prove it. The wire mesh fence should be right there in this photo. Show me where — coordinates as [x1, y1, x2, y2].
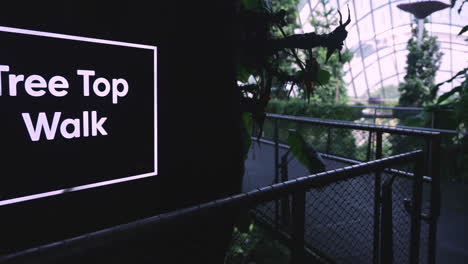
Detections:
[303, 173, 376, 264]
[262, 115, 435, 163]
[225, 200, 292, 264]
[243, 144, 433, 263]
[243, 113, 441, 264]
[238, 149, 428, 264]
[264, 110, 467, 183]
[0, 111, 439, 264]
[0, 151, 424, 264]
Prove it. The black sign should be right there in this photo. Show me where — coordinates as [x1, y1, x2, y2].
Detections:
[0, 26, 157, 205]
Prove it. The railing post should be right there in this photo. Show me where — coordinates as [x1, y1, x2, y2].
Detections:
[373, 132, 383, 264]
[280, 154, 290, 227]
[428, 135, 441, 264]
[274, 117, 280, 184]
[367, 131, 374, 161]
[409, 152, 425, 264]
[376, 132, 383, 160]
[380, 173, 395, 264]
[274, 118, 280, 229]
[291, 191, 306, 264]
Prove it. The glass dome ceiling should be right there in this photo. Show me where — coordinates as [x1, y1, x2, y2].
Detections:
[296, 0, 468, 100]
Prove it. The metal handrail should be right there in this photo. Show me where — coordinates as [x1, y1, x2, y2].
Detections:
[332, 105, 425, 111]
[268, 111, 467, 136]
[265, 113, 441, 264]
[0, 150, 424, 264]
[267, 113, 441, 137]
[333, 104, 453, 112]
[253, 136, 433, 183]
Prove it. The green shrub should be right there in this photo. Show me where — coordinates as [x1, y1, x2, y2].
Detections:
[226, 223, 290, 264]
[266, 99, 361, 120]
[264, 99, 362, 160]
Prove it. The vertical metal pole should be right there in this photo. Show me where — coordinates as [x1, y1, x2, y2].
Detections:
[417, 19, 424, 46]
[409, 153, 424, 264]
[280, 154, 290, 227]
[373, 132, 383, 264]
[376, 132, 383, 160]
[428, 135, 441, 264]
[380, 173, 395, 264]
[291, 191, 306, 264]
[424, 140, 431, 177]
[274, 118, 280, 229]
[367, 131, 374, 161]
[274, 118, 280, 183]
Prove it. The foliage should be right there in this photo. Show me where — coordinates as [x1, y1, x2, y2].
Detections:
[237, 0, 352, 161]
[429, 0, 468, 181]
[428, 68, 468, 180]
[226, 222, 290, 264]
[398, 19, 443, 107]
[268, 0, 301, 98]
[399, 78, 430, 107]
[263, 99, 360, 159]
[371, 85, 400, 99]
[269, 0, 300, 36]
[233, 1, 353, 259]
[459, 25, 468, 36]
[307, 0, 353, 104]
[393, 1, 468, 181]
[287, 129, 326, 174]
[266, 98, 361, 120]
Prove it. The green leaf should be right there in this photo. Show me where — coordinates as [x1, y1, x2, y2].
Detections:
[242, 0, 261, 10]
[234, 210, 253, 233]
[287, 129, 326, 174]
[295, 70, 305, 80]
[431, 67, 468, 99]
[458, 25, 468, 36]
[242, 112, 252, 160]
[458, 0, 466, 13]
[437, 86, 462, 104]
[237, 66, 251, 83]
[316, 69, 331, 85]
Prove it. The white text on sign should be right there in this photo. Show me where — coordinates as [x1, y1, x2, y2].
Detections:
[0, 65, 129, 142]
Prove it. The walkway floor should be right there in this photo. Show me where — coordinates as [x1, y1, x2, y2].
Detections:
[437, 179, 468, 263]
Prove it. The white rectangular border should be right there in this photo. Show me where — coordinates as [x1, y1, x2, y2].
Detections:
[0, 26, 158, 206]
